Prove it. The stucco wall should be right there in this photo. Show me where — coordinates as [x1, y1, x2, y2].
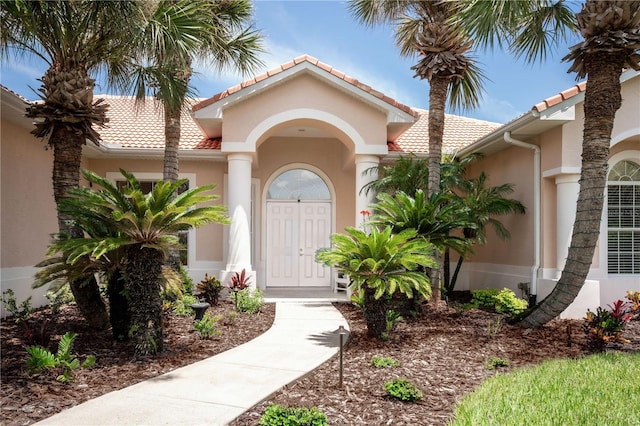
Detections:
[222, 73, 388, 150]
[465, 146, 534, 266]
[1, 119, 58, 314]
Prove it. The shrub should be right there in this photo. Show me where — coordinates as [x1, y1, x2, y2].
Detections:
[468, 288, 528, 316]
[371, 355, 399, 368]
[384, 377, 423, 402]
[233, 288, 264, 314]
[26, 332, 95, 383]
[494, 289, 528, 316]
[381, 310, 403, 341]
[193, 312, 222, 339]
[484, 356, 509, 370]
[259, 403, 328, 426]
[173, 294, 199, 317]
[46, 285, 75, 313]
[584, 300, 632, 352]
[196, 273, 224, 305]
[469, 288, 500, 309]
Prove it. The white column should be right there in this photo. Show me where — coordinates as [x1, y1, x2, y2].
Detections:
[354, 155, 380, 228]
[222, 153, 255, 287]
[555, 173, 581, 276]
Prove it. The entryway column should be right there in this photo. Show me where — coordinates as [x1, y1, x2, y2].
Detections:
[555, 173, 581, 276]
[222, 153, 255, 287]
[355, 155, 380, 228]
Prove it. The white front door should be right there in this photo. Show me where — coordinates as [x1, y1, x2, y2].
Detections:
[266, 202, 331, 287]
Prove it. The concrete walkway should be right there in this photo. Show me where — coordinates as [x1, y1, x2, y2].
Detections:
[36, 301, 349, 426]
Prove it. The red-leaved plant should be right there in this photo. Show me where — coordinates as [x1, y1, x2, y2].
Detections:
[227, 269, 252, 309]
[626, 290, 640, 320]
[583, 300, 632, 352]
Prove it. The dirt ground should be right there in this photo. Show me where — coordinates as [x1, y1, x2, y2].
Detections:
[2, 298, 639, 426]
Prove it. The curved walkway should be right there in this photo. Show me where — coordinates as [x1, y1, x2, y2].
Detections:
[36, 301, 349, 426]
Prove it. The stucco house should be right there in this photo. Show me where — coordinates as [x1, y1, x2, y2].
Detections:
[1, 55, 638, 318]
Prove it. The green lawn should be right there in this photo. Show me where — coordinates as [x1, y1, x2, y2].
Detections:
[451, 352, 640, 426]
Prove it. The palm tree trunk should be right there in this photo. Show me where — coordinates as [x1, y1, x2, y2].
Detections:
[126, 246, 164, 355]
[428, 76, 449, 302]
[51, 126, 109, 329]
[363, 286, 388, 339]
[519, 53, 625, 327]
[108, 269, 130, 341]
[163, 106, 180, 183]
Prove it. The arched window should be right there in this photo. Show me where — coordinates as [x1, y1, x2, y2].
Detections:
[267, 169, 330, 201]
[607, 160, 640, 274]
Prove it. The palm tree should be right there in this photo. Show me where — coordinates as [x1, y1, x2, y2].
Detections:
[459, 0, 640, 326]
[316, 227, 436, 339]
[444, 172, 526, 295]
[350, 0, 486, 302]
[131, 0, 264, 182]
[0, 0, 148, 328]
[45, 170, 230, 355]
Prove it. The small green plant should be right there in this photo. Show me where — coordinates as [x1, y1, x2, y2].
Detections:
[232, 288, 264, 314]
[626, 290, 640, 320]
[584, 300, 632, 352]
[179, 265, 195, 294]
[381, 310, 404, 341]
[384, 377, 423, 402]
[371, 355, 399, 368]
[173, 294, 199, 317]
[350, 289, 364, 309]
[485, 356, 510, 370]
[259, 403, 328, 426]
[26, 332, 95, 383]
[221, 311, 238, 326]
[193, 312, 222, 339]
[486, 316, 503, 338]
[3, 289, 49, 345]
[45, 285, 75, 313]
[196, 273, 224, 305]
[2, 289, 34, 323]
[228, 269, 252, 309]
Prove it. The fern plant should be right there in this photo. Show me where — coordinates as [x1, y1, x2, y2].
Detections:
[26, 332, 95, 383]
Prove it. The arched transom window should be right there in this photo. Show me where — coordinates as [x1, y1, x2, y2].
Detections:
[267, 169, 330, 201]
[607, 160, 640, 274]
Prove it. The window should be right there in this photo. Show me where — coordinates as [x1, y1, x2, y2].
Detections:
[267, 169, 330, 200]
[607, 160, 640, 274]
[116, 178, 190, 266]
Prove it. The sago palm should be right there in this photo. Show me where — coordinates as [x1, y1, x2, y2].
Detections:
[459, 0, 640, 326]
[49, 169, 230, 355]
[316, 227, 436, 338]
[0, 0, 147, 328]
[444, 172, 526, 294]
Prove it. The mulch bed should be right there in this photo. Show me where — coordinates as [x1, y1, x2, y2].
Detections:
[1, 301, 275, 425]
[231, 302, 640, 426]
[2, 298, 638, 426]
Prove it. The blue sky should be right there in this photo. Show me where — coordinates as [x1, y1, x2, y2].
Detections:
[0, 0, 582, 124]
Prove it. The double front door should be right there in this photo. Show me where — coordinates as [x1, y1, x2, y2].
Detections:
[266, 202, 331, 287]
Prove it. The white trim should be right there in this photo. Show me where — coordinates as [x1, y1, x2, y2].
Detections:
[542, 166, 582, 179]
[611, 127, 640, 147]
[193, 62, 415, 125]
[223, 108, 388, 155]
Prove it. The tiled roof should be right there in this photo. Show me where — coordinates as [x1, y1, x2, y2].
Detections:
[533, 82, 586, 112]
[97, 95, 218, 150]
[0, 84, 31, 103]
[388, 109, 502, 154]
[193, 55, 418, 117]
